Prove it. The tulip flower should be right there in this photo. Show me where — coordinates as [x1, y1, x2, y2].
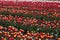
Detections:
[27, 36, 32, 40]
[20, 29, 24, 33]
[57, 38, 60, 40]
[1, 37, 5, 40]
[0, 31, 2, 34]
[17, 35, 21, 39]
[8, 37, 14, 40]
[0, 26, 3, 30]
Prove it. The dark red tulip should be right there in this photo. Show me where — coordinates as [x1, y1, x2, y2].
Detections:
[9, 37, 14, 40]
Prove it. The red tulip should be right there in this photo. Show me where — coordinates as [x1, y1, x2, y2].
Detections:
[8, 35, 11, 38]
[45, 35, 53, 39]
[20, 29, 24, 33]
[3, 32, 8, 37]
[52, 25, 56, 29]
[0, 31, 2, 34]
[55, 14, 59, 17]
[2, 16, 8, 21]
[12, 9, 17, 13]
[3, 27, 7, 31]
[35, 37, 38, 40]
[27, 32, 31, 36]
[9, 37, 14, 40]
[40, 33, 45, 38]
[0, 26, 3, 30]
[8, 26, 12, 30]
[20, 33, 23, 36]
[8, 15, 13, 21]
[22, 35, 25, 39]
[27, 36, 32, 40]
[25, 35, 27, 38]
[43, 12, 47, 16]
[1, 37, 5, 40]
[14, 29, 18, 32]
[40, 35, 45, 39]
[17, 35, 21, 38]
[33, 34, 37, 37]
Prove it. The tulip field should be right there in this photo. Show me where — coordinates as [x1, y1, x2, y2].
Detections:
[0, 1, 60, 40]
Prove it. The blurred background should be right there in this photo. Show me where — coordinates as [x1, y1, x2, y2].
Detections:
[0, 0, 59, 2]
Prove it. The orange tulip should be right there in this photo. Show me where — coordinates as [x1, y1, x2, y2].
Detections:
[57, 38, 60, 40]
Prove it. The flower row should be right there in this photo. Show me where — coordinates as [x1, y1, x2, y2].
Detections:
[0, 26, 58, 40]
[0, 1, 60, 8]
[0, 2, 60, 12]
[0, 15, 60, 29]
[0, 8, 60, 18]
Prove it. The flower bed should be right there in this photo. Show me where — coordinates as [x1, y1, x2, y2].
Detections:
[0, 26, 58, 40]
[0, 1, 60, 40]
